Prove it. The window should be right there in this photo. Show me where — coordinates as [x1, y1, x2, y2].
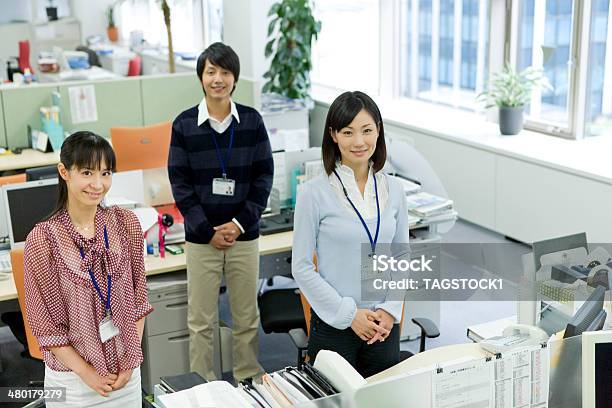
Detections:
[585, 0, 611, 137]
[399, 0, 489, 110]
[118, 0, 223, 53]
[311, 0, 380, 94]
[516, 0, 574, 129]
[310, 0, 609, 139]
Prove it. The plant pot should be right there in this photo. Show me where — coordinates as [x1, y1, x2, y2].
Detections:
[499, 106, 524, 135]
[107, 26, 119, 43]
[46, 7, 58, 21]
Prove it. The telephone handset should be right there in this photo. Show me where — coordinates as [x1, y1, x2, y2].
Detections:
[480, 324, 549, 354]
[502, 324, 549, 342]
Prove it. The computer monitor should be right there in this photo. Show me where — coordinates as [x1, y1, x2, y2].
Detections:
[563, 285, 607, 338]
[25, 165, 59, 181]
[2, 179, 59, 248]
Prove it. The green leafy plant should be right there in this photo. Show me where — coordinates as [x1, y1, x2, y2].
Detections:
[477, 64, 553, 108]
[263, 0, 321, 100]
[106, 5, 115, 28]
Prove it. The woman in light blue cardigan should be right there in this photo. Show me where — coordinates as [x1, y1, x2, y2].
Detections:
[292, 91, 410, 377]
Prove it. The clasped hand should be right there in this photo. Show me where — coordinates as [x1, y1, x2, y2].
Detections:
[210, 221, 241, 250]
[350, 308, 395, 345]
[79, 365, 132, 397]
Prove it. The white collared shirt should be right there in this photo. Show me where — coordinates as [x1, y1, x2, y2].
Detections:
[197, 97, 241, 133]
[328, 162, 389, 219]
[196, 97, 245, 234]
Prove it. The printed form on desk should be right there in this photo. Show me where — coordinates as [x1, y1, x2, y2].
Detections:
[156, 380, 252, 408]
[432, 344, 549, 408]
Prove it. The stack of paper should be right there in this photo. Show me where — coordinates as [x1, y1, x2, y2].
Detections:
[405, 192, 453, 217]
[156, 381, 252, 408]
[388, 175, 422, 195]
[404, 192, 456, 227]
[313, 350, 367, 393]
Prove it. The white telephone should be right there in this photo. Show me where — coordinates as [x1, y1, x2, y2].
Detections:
[480, 324, 549, 354]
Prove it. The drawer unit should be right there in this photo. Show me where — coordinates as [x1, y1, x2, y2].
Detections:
[141, 329, 191, 394]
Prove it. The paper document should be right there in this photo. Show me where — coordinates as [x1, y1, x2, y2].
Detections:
[68, 85, 98, 124]
[278, 129, 309, 151]
[272, 152, 288, 201]
[432, 358, 494, 408]
[191, 381, 253, 407]
[494, 345, 549, 408]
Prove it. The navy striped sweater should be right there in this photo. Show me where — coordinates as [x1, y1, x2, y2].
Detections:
[168, 103, 273, 244]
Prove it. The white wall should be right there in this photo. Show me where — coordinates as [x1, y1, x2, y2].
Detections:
[71, 0, 114, 42]
[223, 0, 275, 106]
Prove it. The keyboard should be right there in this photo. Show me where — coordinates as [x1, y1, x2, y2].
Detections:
[0, 250, 11, 273]
[260, 210, 294, 236]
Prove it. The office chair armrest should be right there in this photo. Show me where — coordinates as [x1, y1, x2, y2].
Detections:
[411, 317, 440, 353]
[289, 328, 309, 366]
[288, 328, 309, 350]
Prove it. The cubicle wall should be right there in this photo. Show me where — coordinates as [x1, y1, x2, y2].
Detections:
[0, 92, 6, 147]
[140, 74, 202, 125]
[59, 77, 144, 137]
[2, 83, 57, 149]
[0, 73, 255, 149]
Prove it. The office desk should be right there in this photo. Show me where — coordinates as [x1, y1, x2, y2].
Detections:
[37, 67, 120, 83]
[0, 231, 293, 303]
[0, 149, 60, 172]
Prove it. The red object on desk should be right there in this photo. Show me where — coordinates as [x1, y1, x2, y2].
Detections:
[18, 40, 34, 74]
[127, 55, 141, 76]
[155, 203, 184, 224]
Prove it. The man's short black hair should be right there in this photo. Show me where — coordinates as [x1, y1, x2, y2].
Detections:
[196, 42, 240, 94]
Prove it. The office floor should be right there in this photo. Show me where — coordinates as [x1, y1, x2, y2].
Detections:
[0, 219, 527, 404]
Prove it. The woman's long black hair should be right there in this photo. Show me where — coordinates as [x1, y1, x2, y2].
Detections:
[51, 131, 116, 216]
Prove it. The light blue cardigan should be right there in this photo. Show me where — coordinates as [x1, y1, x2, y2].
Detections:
[291, 173, 410, 330]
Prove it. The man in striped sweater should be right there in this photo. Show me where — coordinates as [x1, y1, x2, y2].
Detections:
[168, 42, 273, 381]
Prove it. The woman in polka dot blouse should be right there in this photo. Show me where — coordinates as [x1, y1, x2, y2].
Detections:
[24, 131, 154, 407]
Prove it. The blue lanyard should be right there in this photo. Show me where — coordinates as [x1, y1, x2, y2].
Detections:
[79, 226, 112, 315]
[211, 122, 235, 178]
[333, 170, 380, 256]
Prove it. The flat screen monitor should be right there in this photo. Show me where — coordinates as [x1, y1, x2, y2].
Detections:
[563, 285, 607, 338]
[25, 165, 59, 181]
[2, 179, 58, 248]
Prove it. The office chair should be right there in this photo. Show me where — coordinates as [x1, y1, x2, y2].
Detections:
[110, 121, 172, 172]
[10, 248, 45, 388]
[76, 45, 101, 67]
[127, 55, 142, 76]
[288, 254, 440, 366]
[257, 258, 308, 342]
[0, 173, 26, 186]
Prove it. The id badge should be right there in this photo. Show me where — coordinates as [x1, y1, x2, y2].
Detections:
[99, 314, 120, 343]
[212, 178, 235, 196]
[361, 253, 380, 281]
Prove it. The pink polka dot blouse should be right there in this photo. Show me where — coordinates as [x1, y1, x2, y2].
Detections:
[24, 206, 154, 376]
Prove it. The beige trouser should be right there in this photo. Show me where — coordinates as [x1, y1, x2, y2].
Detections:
[186, 239, 264, 381]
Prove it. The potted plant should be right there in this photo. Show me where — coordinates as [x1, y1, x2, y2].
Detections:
[262, 0, 321, 102]
[478, 64, 552, 135]
[106, 5, 118, 42]
[46, 0, 58, 21]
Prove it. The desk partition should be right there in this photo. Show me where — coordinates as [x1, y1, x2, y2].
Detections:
[0, 74, 255, 149]
[140, 74, 203, 125]
[2, 84, 57, 149]
[298, 335, 584, 408]
[0, 92, 6, 147]
[58, 77, 143, 138]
